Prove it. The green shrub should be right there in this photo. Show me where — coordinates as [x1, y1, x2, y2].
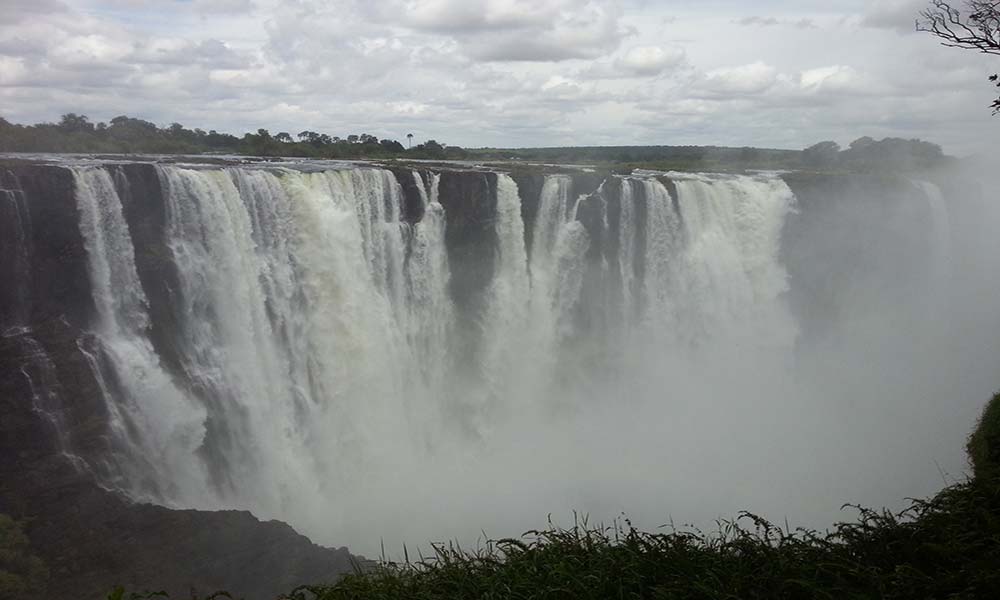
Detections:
[0, 514, 48, 600]
[968, 392, 1000, 482]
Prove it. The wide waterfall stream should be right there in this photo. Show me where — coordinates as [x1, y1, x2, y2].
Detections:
[49, 162, 998, 554]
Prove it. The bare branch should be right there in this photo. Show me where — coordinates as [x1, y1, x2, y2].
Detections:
[918, 0, 1000, 55]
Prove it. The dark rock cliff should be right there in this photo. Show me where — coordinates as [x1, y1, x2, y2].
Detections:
[436, 170, 498, 366]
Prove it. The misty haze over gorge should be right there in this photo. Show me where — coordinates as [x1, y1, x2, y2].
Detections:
[1, 1, 999, 599]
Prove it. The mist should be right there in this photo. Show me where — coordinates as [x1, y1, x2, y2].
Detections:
[364, 165, 998, 559]
[51, 159, 1000, 559]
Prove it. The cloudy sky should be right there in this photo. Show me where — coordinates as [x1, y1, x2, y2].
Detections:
[1, 0, 996, 153]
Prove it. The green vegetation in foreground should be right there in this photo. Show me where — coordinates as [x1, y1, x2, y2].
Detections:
[0, 514, 48, 600]
[107, 394, 1000, 600]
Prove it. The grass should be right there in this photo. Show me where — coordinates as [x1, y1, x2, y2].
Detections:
[283, 487, 1000, 600]
[114, 394, 1000, 600]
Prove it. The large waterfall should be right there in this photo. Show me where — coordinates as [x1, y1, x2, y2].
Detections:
[28, 161, 982, 552]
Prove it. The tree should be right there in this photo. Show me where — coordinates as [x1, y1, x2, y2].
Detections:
[380, 138, 405, 152]
[919, 1, 1000, 112]
[0, 514, 48, 600]
[58, 113, 94, 133]
[413, 139, 446, 159]
[802, 141, 841, 168]
[274, 132, 293, 143]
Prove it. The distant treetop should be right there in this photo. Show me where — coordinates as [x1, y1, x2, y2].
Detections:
[0, 113, 464, 160]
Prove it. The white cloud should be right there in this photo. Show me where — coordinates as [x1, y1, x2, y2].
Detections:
[734, 16, 817, 29]
[616, 45, 686, 76]
[799, 65, 872, 94]
[702, 62, 779, 95]
[862, 0, 925, 33]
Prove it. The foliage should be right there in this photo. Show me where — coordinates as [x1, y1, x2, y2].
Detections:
[802, 141, 841, 168]
[279, 479, 1000, 600]
[0, 114, 461, 160]
[0, 514, 48, 600]
[106, 586, 233, 600]
[464, 138, 948, 173]
[919, 0, 1000, 113]
[463, 144, 804, 171]
[968, 392, 1000, 481]
[840, 137, 946, 171]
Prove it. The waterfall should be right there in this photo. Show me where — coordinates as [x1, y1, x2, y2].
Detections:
[912, 180, 952, 289]
[642, 174, 797, 350]
[59, 162, 811, 550]
[406, 172, 454, 399]
[478, 174, 531, 415]
[617, 179, 638, 327]
[525, 175, 591, 368]
[72, 166, 208, 500]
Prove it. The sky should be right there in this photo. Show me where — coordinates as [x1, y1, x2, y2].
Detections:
[1, 0, 997, 153]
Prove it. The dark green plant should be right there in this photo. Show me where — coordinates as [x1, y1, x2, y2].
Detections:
[968, 392, 1000, 482]
[0, 514, 48, 600]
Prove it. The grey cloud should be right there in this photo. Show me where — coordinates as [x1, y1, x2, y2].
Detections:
[582, 45, 687, 78]
[862, 0, 925, 33]
[189, 0, 256, 14]
[734, 16, 817, 29]
[130, 39, 249, 69]
[467, 36, 612, 61]
[0, 0, 67, 24]
[375, 0, 559, 33]
[736, 16, 780, 27]
[363, 0, 632, 62]
[96, 0, 256, 15]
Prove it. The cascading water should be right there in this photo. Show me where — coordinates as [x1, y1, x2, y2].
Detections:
[912, 180, 952, 290]
[528, 175, 591, 353]
[56, 161, 970, 554]
[72, 166, 208, 499]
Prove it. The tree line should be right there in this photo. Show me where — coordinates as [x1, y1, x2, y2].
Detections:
[801, 137, 948, 171]
[0, 113, 469, 160]
[0, 114, 952, 173]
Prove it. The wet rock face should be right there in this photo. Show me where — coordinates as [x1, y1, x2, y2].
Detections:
[509, 170, 545, 257]
[0, 163, 109, 475]
[110, 163, 189, 379]
[388, 166, 426, 224]
[436, 170, 498, 361]
[1, 164, 93, 330]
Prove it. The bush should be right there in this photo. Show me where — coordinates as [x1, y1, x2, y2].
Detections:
[968, 392, 1000, 482]
[0, 514, 48, 600]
